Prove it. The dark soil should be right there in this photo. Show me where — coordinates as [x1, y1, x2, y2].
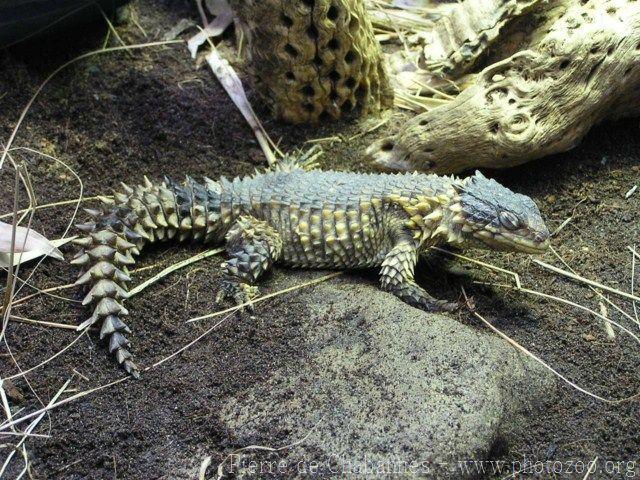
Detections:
[0, 1, 638, 479]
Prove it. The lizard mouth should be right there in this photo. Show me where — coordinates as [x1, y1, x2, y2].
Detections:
[472, 230, 550, 254]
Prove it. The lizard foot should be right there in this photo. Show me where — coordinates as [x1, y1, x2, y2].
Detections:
[216, 280, 259, 312]
[410, 296, 461, 313]
[389, 281, 460, 313]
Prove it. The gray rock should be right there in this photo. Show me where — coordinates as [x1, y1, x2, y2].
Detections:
[218, 277, 555, 479]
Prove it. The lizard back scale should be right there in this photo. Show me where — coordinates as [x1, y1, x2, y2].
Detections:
[71, 156, 550, 376]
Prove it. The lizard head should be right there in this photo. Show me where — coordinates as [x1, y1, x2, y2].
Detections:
[450, 171, 550, 254]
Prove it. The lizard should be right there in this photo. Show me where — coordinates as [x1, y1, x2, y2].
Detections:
[71, 153, 550, 377]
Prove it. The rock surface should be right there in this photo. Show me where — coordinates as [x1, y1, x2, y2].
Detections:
[218, 277, 555, 479]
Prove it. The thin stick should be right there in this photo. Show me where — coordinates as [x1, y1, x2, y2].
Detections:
[3, 331, 88, 381]
[0, 377, 72, 477]
[128, 248, 224, 297]
[0, 166, 24, 344]
[0, 196, 108, 221]
[533, 259, 640, 303]
[0, 377, 129, 433]
[583, 457, 598, 480]
[9, 315, 82, 331]
[149, 312, 234, 369]
[410, 78, 456, 100]
[0, 305, 231, 431]
[430, 246, 522, 288]
[631, 245, 639, 328]
[347, 117, 391, 141]
[467, 302, 640, 404]
[493, 284, 640, 346]
[187, 272, 342, 323]
[550, 246, 640, 330]
[0, 432, 50, 438]
[99, 7, 131, 54]
[5, 148, 83, 303]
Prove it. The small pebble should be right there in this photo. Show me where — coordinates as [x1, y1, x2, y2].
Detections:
[546, 194, 557, 204]
[581, 246, 589, 252]
[583, 333, 596, 342]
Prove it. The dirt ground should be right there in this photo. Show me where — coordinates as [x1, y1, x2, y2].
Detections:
[0, 1, 638, 479]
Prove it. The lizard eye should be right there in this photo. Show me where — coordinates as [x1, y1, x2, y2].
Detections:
[499, 211, 520, 230]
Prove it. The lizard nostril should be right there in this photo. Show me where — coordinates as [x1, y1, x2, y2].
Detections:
[380, 140, 394, 152]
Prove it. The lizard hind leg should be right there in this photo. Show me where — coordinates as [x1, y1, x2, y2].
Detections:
[380, 240, 459, 313]
[216, 215, 283, 310]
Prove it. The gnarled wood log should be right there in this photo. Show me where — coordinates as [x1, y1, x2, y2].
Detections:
[367, 0, 640, 173]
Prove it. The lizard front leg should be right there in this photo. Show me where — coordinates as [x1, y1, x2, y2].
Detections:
[379, 235, 458, 313]
[216, 215, 283, 310]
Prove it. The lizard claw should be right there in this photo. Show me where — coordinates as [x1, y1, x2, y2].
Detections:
[216, 281, 259, 312]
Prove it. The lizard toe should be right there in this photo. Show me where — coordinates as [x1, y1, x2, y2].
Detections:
[216, 281, 259, 311]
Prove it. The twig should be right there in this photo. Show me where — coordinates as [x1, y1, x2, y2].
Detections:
[599, 302, 616, 339]
[0, 196, 108, 221]
[128, 248, 224, 297]
[550, 246, 640, 330]
[430, 246, 522, 288]
[533, 259, 640, 303]
[9, 315, 82, 331]
[583, 457, 598, 480]
[631, 245, 639, 328]
[0, 377, 128, 433]
[203, 44, 277, 165]
[463, 293, 640, 404]
[187, 272, 342, 323]
[0, 377, 72, 477]
[99, 7, 131, 55]
[489, 284, 640, 346]
[149, 312, 234, 369]
[3, 331, 88, 381]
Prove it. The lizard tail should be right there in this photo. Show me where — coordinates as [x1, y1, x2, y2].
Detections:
[71, 176, 223, 377]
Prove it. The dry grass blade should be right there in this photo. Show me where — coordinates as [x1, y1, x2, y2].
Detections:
[0, 376, 130, 433]
[0, 377, 72, 477]
[98, 6, 131, 54]
[187, 272, 342, 323]
[149, 312, 234, 369]
[631, 245, 639, 327]
[0, 196, 109, 221]
[128, 247, 224, 297]
[488, 284, 640, 346]
[9, 315, 81, 331]
[204, 45, 277, 165]
[0, 161, 32, 345]
[466, 300, 640, 404]
[431, 246, 522, 288]
[550, 246, 640, 330]
[583, 457, 599, 480]
[533, 259, 640, 303]
[3, 331, 88, 381]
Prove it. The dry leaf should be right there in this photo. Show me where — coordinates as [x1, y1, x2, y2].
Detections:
[0, 221, 69, 267]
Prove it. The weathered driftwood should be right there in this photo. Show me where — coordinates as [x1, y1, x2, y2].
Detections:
[420, 0, 546, 77]
[230, 0, 393, 124]
[366, 0, 640, 173]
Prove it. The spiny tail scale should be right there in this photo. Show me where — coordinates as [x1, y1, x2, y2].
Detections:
[71, 176, 223, 377]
